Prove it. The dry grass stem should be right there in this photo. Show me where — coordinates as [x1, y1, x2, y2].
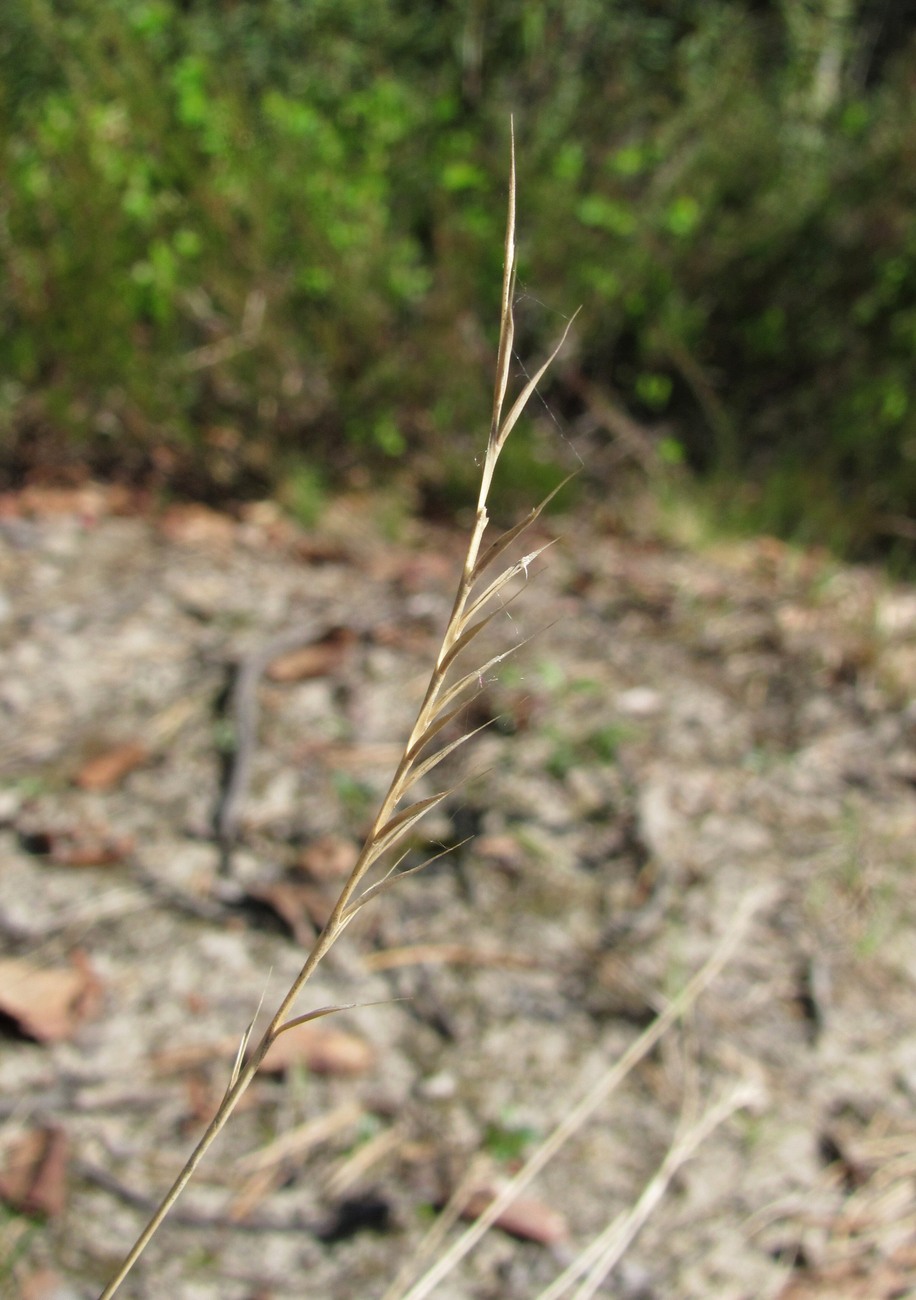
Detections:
[380, 1155, 494, 1300]
[536, 1082, 763, 1300]
[234, 1102, 363, 1177]
[323, 1124, 406, 1200]
[98, 122, 576, 1298]
[393, 887, 769, 1300]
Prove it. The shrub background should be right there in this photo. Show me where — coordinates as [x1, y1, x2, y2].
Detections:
[2, 0, 916, 563]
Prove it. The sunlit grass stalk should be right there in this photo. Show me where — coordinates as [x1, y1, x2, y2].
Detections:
[99, 122, 575, 1299]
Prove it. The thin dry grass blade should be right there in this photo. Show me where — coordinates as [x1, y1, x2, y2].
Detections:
[361, 790, 452, 873]
[488, 121, 517, 451]
[401, 719, 495, 793]
[235, 1103, 362, 1176]
[395, 889, 769, 1300]
[229, 981, 272, 1088]
[380, 1155, 492, 1300]
[436, 607, 503, 677]
[536, 1084, 760, 1300]
[276, 1001, 365, 1036]
[229, 1025, 253, 1091]
[492, 311, 579, 457]
[405, 701, 475, 763]
[433, 636, 534, 719]
[463, 545, 553, 626]
[470, 477, 575, 586]
[341, 840, 471, 923]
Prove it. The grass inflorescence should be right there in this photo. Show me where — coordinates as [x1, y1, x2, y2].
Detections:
[98, 123, 576, 1299]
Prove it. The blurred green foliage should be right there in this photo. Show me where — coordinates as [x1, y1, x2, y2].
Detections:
[1, 0, 915, 562]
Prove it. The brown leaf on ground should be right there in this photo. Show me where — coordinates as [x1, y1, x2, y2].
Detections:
[182, 1072, 220, 1132]
[291, 537, 353, 564]
[265, 627, 356, 682]
[0, 485, 112, 522]
[259, 1022, 374, 1078]
[295, 834, 360, 882]
[0, 954, 102, 1042]
[475, 833, 526, 872]
[150, 1037, 239, 1075]
[74, 741, 150, 792]
[296, 885, 337, 930]
[243, 882, 322, 946]
[371, 545, 456, 591]
[158, 503, 238, 547]
[462, 1183, 569, 1246]
[28, 826, 134, 868]
[0, 1127, 69, 1217]
[370, 619, 437, 654]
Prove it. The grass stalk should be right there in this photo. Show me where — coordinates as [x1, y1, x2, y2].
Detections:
[535, 1082, 762, 1300]
[392, 887, 769, 1300]
[98, 122, 575, 1298]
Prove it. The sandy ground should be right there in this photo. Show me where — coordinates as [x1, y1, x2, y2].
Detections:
[1, 485, 915, 1299]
